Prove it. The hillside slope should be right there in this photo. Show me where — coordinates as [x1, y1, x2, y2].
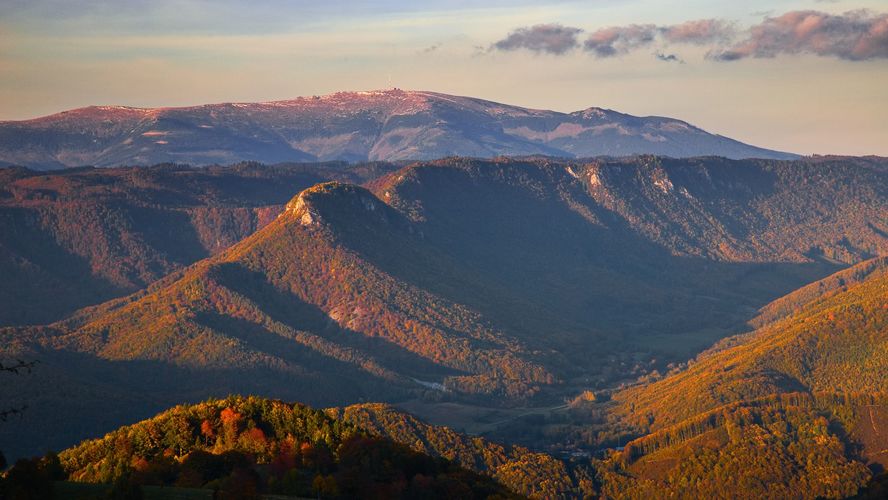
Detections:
[613, 257, 888, 429]
[591, 259, 888, 498]
[0, 161, 395, 325]
[0, 90, 796, 169]
[0, 182, 555, 460]
[330, 403, 583, 498]
[53, 396, 528, 499]
[1, 156, 886, 463]
[749, 256, 888, 328]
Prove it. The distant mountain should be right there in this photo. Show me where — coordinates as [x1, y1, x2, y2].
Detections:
[2, 156, 885, 463]
[0, 90, 797, 169]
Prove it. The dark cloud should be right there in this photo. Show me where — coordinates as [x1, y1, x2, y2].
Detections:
[710, 10, 888, 61]
[583, 24, 657, 57]
[655, 52, 684, 63]
[491, 23, 583, 55]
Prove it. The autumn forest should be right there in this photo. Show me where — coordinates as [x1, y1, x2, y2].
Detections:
[0, 152, 884, 499]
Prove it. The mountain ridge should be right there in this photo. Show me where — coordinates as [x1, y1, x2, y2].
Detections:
[0, 161, 399, 326]
[0, 89, 797, 169]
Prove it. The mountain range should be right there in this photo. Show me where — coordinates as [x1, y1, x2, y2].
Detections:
[0, 90, 797, 170]
[0, 48, 882, 500]
[2, 155, 886, 474]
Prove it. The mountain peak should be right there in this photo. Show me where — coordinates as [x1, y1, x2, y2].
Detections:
[573, 106, 613, 119]
[284, 182, 387, 227]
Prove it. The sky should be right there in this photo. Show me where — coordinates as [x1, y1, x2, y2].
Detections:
[1, 0, 887, 155]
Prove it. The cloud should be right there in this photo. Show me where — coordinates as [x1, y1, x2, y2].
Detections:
[710, 10, 888, 61]
[493, 10, 888, 62]
[655, 52, 684, 63]
[662, 19, 735, 44]
[583, 24, 657, 57]
[581, 19, 732, 58]
[491, 23, 583, 55]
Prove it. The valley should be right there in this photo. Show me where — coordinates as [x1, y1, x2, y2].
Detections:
[1, 155, 887, 498]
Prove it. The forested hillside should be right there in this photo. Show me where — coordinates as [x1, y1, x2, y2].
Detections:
[1, 156, 886, 478]
[750, 256, 888, 328]
[44, 396, 524, 499]
[613, 257, 888, 429]
[330, 403, 586, 498]
[0, 161, 396, 325]
[588, 259, 888, 498]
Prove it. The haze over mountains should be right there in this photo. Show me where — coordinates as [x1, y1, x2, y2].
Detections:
[0, 90, 797, 170]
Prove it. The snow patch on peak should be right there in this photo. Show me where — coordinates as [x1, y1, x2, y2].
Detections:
[95, 105, 140, 112]
[578, 107, 609, 120]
